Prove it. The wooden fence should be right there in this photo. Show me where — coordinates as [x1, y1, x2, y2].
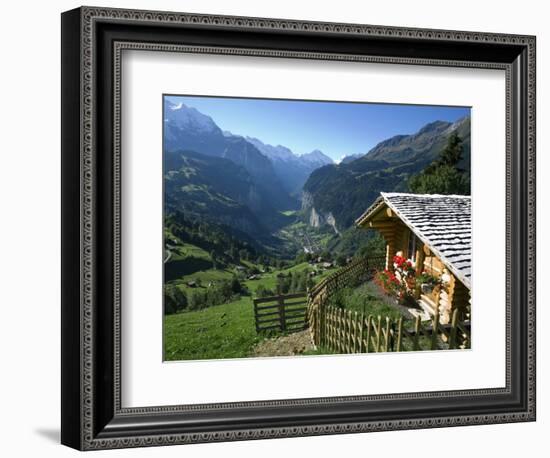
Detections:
[307, 255, 385, 343]
[253, 292, 308, 333]
[313, 305, 470, 353]
[307, 255, 471, 352]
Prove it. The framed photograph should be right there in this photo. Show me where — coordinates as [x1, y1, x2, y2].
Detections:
[61, 6, 536, 450]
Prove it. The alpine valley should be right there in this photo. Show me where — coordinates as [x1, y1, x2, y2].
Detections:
[163, 99, 470, 261]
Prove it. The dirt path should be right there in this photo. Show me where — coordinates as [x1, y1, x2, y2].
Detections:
[252, 330, 314, 357]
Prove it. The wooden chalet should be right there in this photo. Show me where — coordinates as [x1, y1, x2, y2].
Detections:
[355, 193, 471, 324]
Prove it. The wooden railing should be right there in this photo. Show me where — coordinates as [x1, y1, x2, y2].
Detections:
[307, 256, 385, 345]
[253, 292, 308, 333]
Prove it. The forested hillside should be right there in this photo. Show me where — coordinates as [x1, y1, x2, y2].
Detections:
[302, 116, 470, 231]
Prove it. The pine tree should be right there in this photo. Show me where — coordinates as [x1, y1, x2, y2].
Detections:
[230, 276, 242, 294]
[437, 132, 464, 168]
[210, 250, 218, 270]
[409, 132, 469, 195]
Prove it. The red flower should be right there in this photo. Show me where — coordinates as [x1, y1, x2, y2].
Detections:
[393, 255, 405, 265]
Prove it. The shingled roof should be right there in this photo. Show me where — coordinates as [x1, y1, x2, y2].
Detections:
[356, 192, 471, 289]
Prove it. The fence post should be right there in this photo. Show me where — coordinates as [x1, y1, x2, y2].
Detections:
[311, 304, 315, 344]
[319, 304, 325, 347]
[389, 319, 395, 352]
[342, 309, 347, 352]
[430, 310, 440, 350]
[449, 308, 458, 350]
[278, 296, 286, 332]
[366, 315, 372, 353]
[358, 313, 364, 353]
[326, 306, 330, 347]
[375, 315, 382, 352]
[346, 310, 353, 353]
[340, 309, 345, 352]
[316, 304, 320, 346]
[396, 317, 403, 352]
[338, 308, 344, 353]
[329, 306, 334, 351]
[413, 315, 421, 351]
[352, 310, 357, 352]
[384, 317, 391, 352]
[342, 309, 347, 353]
[253, 300, 259, 333]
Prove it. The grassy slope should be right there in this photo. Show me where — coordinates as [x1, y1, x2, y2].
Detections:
[163, 214, 340, 361]
[164, 296, 260, 361]
[334, 282, 404, 320]
[281, 210, 297, 216]
[246, 261, 336, 293]
[172, 268, 233, 287]
[169, 242, 210, 261]
[164, 262, 338, 361]
[164, 269, 440, 360]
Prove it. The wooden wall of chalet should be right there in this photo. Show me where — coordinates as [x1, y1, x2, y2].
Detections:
[368, 219, 409, 270]
[421, 245, 470, 324]
[362, 205, 470, 325]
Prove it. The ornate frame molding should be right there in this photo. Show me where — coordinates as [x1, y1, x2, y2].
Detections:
[62, 6, 536, 450]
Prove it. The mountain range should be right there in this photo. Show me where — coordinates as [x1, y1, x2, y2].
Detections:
[163, 98, 470, 257]
[164, 100, 333, 198]
[302, 116, 470, 231]
[164, 100, 294, 212]
[244, 137, 333, 195]
[340, 153, 365, 164]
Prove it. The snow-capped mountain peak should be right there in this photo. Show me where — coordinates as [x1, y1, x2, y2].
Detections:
[299, 149, 334, 166]
[245, 137, 295, 162]
[164, 100, 219, 134]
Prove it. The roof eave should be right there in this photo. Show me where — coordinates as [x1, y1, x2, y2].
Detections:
[354, 196, 385, 227]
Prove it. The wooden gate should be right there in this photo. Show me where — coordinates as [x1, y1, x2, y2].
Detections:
[253, 292, 308, 333]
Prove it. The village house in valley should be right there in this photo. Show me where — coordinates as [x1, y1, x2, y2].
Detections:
[355, 193, 471, 325]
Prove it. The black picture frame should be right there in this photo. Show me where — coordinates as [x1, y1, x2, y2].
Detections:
[61, 6, 536, 450]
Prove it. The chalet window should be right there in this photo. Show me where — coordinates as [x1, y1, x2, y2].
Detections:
[407, 233, 418, 264]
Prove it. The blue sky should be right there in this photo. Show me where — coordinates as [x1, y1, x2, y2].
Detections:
[165, 95, 470, 162]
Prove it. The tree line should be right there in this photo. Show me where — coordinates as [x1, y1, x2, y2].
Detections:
[409, 132, 470, 195]
[164, 277, 245, 314]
